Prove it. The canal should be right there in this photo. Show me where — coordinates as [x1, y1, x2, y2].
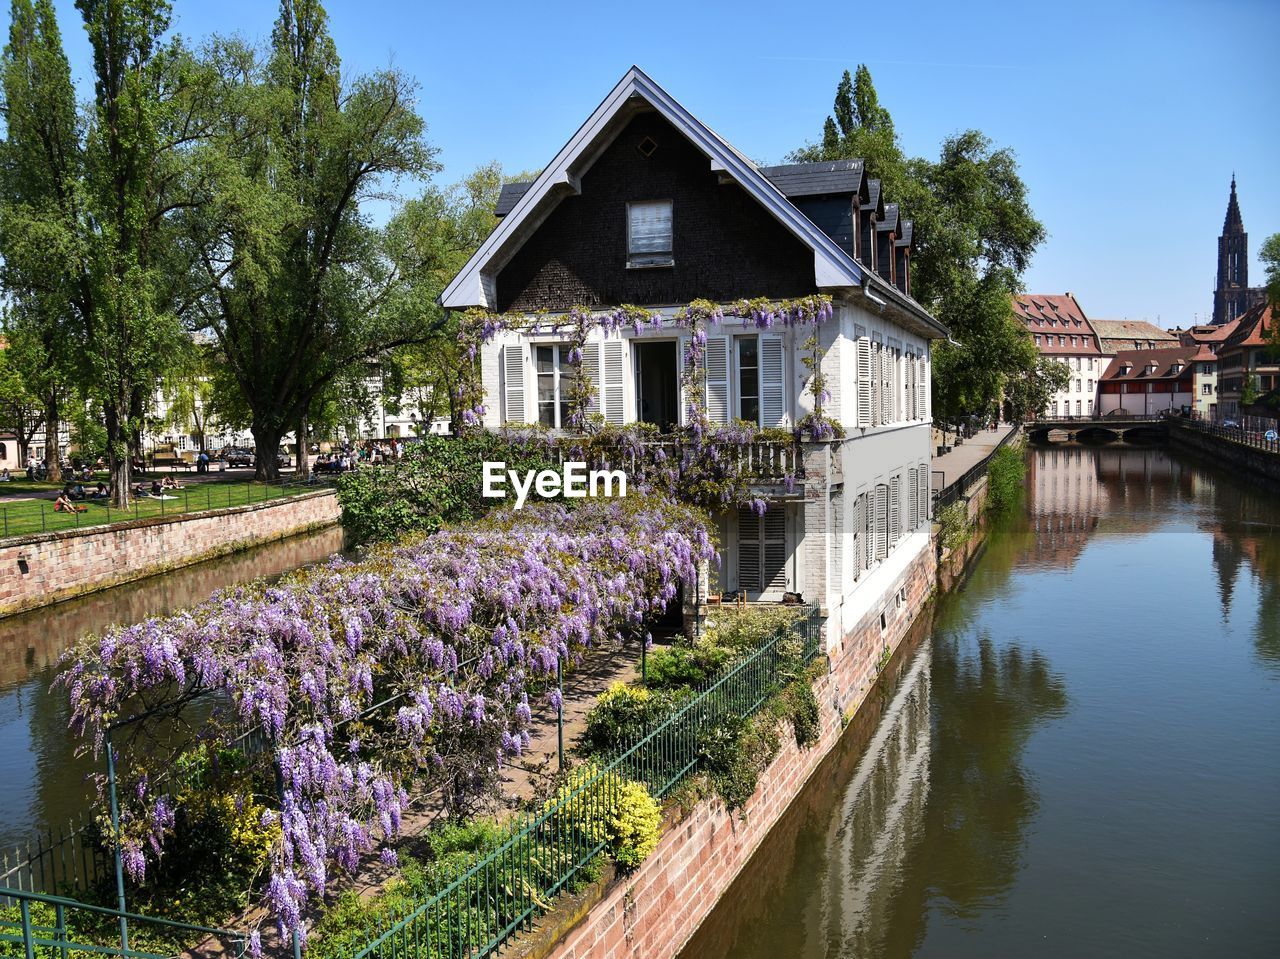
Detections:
[682, 443, 1280, 958]
[0, 525, 346, 855]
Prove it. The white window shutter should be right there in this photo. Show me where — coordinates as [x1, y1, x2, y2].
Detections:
[917, 357, 928, 421]
[918, 466, 930, 526]
[760, 333, 786, 427]
[737, 507, 761, 593]
[881, 346, 892, 424]
[908, 468, 918, 531]
[906, 353, 916, 420]
[580, 342, 601, 413]
[890, 475, 901, 545]
[870, 341, 881, 427]
[602, 339, 626, 425]
[875, 483, 888, 561]
[704, 336, 730, 425]
[865, 490, 876, 569]
[853, 492, 864, 578]
[763, 508, 787, 594]
[503, 344, 526, 424]
[677, 336, 689, 426]
[857, 337, 872, 428]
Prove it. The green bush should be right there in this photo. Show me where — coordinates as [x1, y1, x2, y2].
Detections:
[985, 440, 1027, 513]
[609, 779, 662, 869]
[937, 501, 971, 551]
[336, 433, 554, 544]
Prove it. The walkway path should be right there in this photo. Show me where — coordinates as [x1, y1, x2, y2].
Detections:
[930, 424, 1016, 492]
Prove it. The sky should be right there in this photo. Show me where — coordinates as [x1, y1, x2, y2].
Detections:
[7, 0, 1279, 329]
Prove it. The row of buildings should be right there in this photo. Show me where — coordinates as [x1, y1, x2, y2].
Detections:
[1021, 180, 1276, 423]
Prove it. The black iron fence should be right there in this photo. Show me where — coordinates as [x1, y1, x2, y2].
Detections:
[1178, 417, 1280, 454]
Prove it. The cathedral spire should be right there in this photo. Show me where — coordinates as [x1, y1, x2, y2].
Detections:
[1224, 175, 1243, 231]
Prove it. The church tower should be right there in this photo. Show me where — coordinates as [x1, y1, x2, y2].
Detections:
[1213, 176, 1254, 325]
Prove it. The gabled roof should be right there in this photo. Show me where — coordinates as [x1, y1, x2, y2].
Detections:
[1089, 319, 1178, 342]
[1100, 346, 1197, 382]
[1219, 302, 1274, 351]
[441, 66, 945, 337]
[877, 202, 899, 234]
[494, 157, 869, 217]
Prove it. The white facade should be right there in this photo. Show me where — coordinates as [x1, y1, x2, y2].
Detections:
[481, 299, 936, 649]
[1043, 353, 1101, 419]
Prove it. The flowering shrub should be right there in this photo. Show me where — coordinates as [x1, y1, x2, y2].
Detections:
[57, 495, 714, 943]
[545, 764, 662, 871]
[609, 778, 662, 869]
[455, 295, 842, 441]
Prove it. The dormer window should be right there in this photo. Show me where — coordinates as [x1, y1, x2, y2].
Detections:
[1121, 363, 1133, 375]
[627, 200, 673, 268]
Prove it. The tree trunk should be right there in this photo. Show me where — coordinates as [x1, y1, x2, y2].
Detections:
[252, 422, 283, 482]
[295, 413, 310, 481]
[44, 396, 62, 485]
[105, 403, 131, 508]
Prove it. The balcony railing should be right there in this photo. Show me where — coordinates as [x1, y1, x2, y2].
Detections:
[547, 437, 802, 482]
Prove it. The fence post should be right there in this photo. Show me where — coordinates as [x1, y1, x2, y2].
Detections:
[105, 730, 129, 952]
[557, 658, 564, 772]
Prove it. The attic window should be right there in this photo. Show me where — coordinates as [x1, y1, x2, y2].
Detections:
[637, 136, 658, 158]
[627, 200, 673, 268]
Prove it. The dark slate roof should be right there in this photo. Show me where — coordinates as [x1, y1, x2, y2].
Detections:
[877, 202, 899, 233]
[754, 159, 864, 198]
[495, 181, 533, 217]
[895, 219, 914, 247]
[862, 178, 881, 211]
[495, 159, 870, 217]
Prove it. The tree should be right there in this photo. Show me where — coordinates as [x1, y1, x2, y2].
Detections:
[0, 0, 210, 506]
[0, 326, 44, 465]
[1260, 232, 1280, 359]
[183, 0, 436, 480]
[1005, 357, 1071, 422]
[793, 66, 1046, 425]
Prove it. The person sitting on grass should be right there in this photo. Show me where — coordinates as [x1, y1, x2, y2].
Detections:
[54, 492, 87, 513]
[160, 476, 183, 491]
[133, 482, 149, 498]
[71, 482, 87, 500]
[91, 482, 108, 498]
[0, 468, 10, 481]
[151, 480, 163, 497]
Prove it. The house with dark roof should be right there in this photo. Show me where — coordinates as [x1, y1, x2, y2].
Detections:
[1097, 346, 1196, 416]
[1216, 303, 1277, 419]
[1090, 319, 1179, 355]
[442, 66, 947, 646]
[1011, 293, 1104, 417]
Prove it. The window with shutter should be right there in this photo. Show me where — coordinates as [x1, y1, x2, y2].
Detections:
[916, 356, 927, 421]
[760, 334, 786, 427]
[870, 340, 882, 427]
[602, 340, 627, 424]
[763, 508, 788, 595]
[829, 490, 843, 596]
[704, 336, 730, 425]
[820, 333, 841, 424]
[581, 342, 601, 413]
[864, 489, 876, 570]
[627, 200, 673, 267]
[857, 337, 872, 428]
[853, 492, 865, 579]
[908, 468, 918, 531]
[874, 483, 888, 561]
[890, 475, 901, 546]
[881, 344, 892, 424]
[736, 507, 761, 593]
[503, 344, 526, 424]
[918, 467, 930, 526]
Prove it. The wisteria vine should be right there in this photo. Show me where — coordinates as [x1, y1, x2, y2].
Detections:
[454, 294, 841, 441]
[57, 496, 715, 943]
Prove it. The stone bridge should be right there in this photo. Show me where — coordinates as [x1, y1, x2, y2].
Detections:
[1028, 416, 1171, 443]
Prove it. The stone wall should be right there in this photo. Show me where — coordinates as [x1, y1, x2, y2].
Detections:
[0, 490, 341, 618]
[541, 539, 936, 959]
[1168, 420, 1280, 485]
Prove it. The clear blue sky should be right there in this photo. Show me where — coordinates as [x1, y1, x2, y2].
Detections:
[13, 0, 1280, 328]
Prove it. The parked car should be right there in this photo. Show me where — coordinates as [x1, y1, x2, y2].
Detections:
[1221, 419, 1240, 430]
[219, 447, 254, 467]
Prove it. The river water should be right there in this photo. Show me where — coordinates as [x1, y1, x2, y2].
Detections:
[682, 444, 1280, 958]
[0, 525, 346, 854]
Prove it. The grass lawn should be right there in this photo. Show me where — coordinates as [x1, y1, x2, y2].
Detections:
[0, 478, 322, 539]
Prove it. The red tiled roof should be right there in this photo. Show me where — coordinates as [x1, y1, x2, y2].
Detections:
[1175, 320, 1238, 345]
[1190, 343, 1217, 363]
[1012, 292, 1102, 356]
[1221, 303, 1275, 350]
[1100, 346, 1198, 382]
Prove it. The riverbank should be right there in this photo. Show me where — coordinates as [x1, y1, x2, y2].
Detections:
[0, 488, 341, 619]
[1168, 417, 1280, 486]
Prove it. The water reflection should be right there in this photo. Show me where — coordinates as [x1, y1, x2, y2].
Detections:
[0, 524, 345, 851]
[683, 443, 1280, 958]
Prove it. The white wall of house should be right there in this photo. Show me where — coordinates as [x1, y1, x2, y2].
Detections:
[1192, 361, 1218, 418]
[481, 298, 936, 651]
[1097, 384, 1194, 417]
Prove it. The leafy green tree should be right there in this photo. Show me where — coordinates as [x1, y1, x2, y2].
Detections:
[0, 0, 209, 504]
[793, 66, 1045, 429]
[183, 0, 436, 480]
[0, 326, 44, 464]
[1260, 232, 1279, 358]
[1004, 358, 1071, 422]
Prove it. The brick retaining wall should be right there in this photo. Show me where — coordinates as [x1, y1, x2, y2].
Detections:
[1168, 419, 1280, 485]
[542, 540, 937, 959]
[0, 490, 341, 619]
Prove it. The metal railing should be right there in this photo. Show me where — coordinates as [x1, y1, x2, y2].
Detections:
[351, 604, 823, 959]
[545, 436, 802, 482]
[0, 476, 336, 541]
[0, 886, 248, 959]
[1029, 412, 1170, 423]
[932, 427, 1023, 513]
[0, 813, 110, 901]
[1178, 417, 1280, 454]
